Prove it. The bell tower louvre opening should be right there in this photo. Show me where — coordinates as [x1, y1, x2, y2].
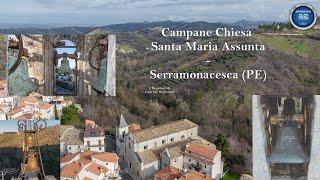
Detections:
[253, 95, 320, 179]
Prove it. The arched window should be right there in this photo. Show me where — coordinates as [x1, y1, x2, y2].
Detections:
[54, 40, 77, 95]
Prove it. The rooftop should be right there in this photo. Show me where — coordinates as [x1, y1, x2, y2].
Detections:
[60, 162, 81, 178]
[61, 153, 79, 163]
[86, 162, 108, 175]
[92, 152, 119, 163]
[20, 96, 38, 104]
[84, 126, 105, 137]
[131, 119, 197, 143]
[128, 123, 141, 132]
[154, 166, 184, 180]
[38, 103, 54, 110]
[178, 171, 211, 180]
[7, 107, 23, 116]
[185, 143, 218, 160]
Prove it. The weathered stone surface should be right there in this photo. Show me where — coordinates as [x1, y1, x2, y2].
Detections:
[105, 34, 116, 96]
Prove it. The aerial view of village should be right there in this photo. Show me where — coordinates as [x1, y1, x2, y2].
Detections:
[0, 120, 60, 179]
[58, 95, 248, 180]
[0, 96, 73, 120]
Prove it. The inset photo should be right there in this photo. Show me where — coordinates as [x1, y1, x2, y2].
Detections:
[0, 120, 60, 179]
[253, 95, 320, 179]
[7, 33, 116, 97]
[0, 96, 72, 120]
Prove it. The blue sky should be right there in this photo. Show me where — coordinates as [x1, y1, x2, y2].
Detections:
[0, 120, 60, 132]
[0, 0, 319, 26]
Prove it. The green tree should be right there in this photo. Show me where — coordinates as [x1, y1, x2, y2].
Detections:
[61, 104, 80, 126]
[54, 104, 59, 120]
[214, 133, 229, 156]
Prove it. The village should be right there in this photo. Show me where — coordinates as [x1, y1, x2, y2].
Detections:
[0, 96, 73, 120]
[60, 115, 224, 180]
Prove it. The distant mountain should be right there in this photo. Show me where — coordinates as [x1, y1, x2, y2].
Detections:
[0, 20, 251, 34]
[231, 20, 272, 29]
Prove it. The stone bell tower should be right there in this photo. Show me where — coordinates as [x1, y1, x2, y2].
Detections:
[17, 120, 47, 180]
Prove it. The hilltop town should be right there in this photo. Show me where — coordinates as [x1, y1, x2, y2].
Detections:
[60, 115, 223, 180]
[0, 96, 72, 120]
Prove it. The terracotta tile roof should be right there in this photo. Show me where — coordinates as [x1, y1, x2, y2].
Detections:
[154, 166, 184, 180]
[128, 123, 141, 132]
[20, 96, 38, 104]
[0, 104, 9, 108]
[15, 113, 33, 120]
[7, 107, 22, 116]
[178, 171, 211, 180]
[61, 153, 79, 163]
[91, 152, 119, 163]
[185, 143, 218, 160]
[84, 126, 105, 137]
[85, 119, 96, 127]
[83, 177, 93, 180]
[136, 150, 158, 164]
[131, 119, 198, 143]
[60, 162, 81, 178]
[167, 146, 183, 158]
[38, 103, 54, 110]
[80, 151, 96, 165]
[85, 162, 108, 175]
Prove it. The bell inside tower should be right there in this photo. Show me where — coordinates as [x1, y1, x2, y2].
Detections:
[54, 40, 77, 95]
[261, 96, 313, 178]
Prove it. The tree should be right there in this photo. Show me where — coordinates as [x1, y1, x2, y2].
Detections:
[61, 104, 80, 126]
[54, 104, 59, 120]
[214, 133, 229, 156]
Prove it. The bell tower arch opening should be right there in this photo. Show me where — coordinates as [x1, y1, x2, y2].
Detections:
[54, 39, 77, 95]
[253, 95, 316, 179]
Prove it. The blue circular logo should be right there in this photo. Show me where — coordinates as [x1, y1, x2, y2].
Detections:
[290, 4, 317, 30]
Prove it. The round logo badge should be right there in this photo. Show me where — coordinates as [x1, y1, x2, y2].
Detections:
[290, 4, 317, 30]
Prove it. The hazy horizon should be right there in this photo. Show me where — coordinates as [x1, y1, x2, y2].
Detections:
[0, 0, 318, 27]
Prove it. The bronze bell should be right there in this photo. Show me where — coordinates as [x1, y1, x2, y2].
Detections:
[8, 56, 37, 96]
[24, 152, 40, 173]
[268, 122, 309, 164]
[59, 53, 73, 75]
[26, 133, 34, 147]
[92, 53, 107, 93]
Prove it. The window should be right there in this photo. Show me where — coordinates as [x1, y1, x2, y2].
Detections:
[188, 159, 191, 162]
[170, 137, 174, 142]
[99, 147, 102, 150]
[129, 142, 131, 149]
[144, 145, 148, 150]
[68, 147, 71, 150]
[181, 135, 185, 139]
[98, 140, 101, 145]
[162, 140, 166, 144]
[204, 165, 207, 168]
[87, 141, 90, 146]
